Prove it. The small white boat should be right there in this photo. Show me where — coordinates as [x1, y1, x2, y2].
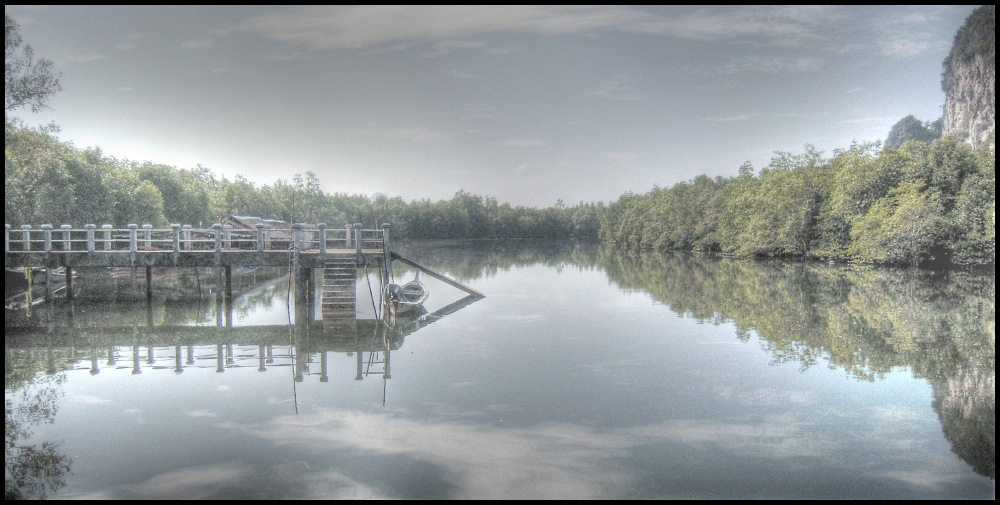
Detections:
[384, 272, 429, 314]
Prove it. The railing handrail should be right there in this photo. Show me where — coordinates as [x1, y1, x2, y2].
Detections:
[5, 224, 387, 254]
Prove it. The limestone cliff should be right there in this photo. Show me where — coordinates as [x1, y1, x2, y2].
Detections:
[942, 6, 995, 150]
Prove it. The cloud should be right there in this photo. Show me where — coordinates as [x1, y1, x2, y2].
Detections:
[222, 6, 843, 51]
[117, 87, 134, 92]
[380, 127, 449, 143]
[263, 52, 308, 62]
[582, 73, 646, 101]
[181, 38, 213, 49]
[702, 116, 751, 122]
[116, 33, 146, 50]
[424, 40, 487, 57]
[714, 56, 822, 75]
[449, 69, 479, 79]
[493, 139, 547, 147]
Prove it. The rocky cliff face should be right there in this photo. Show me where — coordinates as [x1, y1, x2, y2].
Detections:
[942, 6, 995, 150]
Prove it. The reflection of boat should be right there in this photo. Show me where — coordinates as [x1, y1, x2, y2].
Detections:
[384, 272, 429, 315]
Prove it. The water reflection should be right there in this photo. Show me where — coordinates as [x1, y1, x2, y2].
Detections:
[5, 358, 72, 500]
[3, 241, 996, 496]
[599, 250, 995, 479]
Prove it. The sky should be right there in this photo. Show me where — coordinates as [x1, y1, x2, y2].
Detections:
[5, 5, 979, 207]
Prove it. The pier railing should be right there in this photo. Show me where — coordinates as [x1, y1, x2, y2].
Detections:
[5, 223, 387, 255]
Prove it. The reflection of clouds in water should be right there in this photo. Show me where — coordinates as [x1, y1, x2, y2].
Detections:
[491, 314, 546, 323]
[76, 461, 386, 500]
[713, 387, 815, 407]
[67, 394, 111, 405]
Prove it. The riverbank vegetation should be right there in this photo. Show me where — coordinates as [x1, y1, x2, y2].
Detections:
[4, 123, 603, 240]
[599, 139, 995, 267]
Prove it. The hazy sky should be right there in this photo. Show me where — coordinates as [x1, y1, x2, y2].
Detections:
[5, 6, 978, 207]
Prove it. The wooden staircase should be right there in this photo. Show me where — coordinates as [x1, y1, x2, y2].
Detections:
[322, 255, 357, 320]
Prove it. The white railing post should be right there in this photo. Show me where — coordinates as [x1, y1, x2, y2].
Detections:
[345, 224, 352, 248]
[128, 224, 138, 253]
[182, 225, 192, 251]
[318, 223, 327, 254]
[102, 225, 113, 251]
[142, 224, 152, 251]
[354, 223, 363, 258]
[85, 224, 96, 253]
[223, 224, 232, 250]
[255, 224, 265, 252]
[171, 224, 181, 253]
[292, 224, 302, 254]
[212, 224, 222, 252]
[61, 224, 72, 251]
[5, 224, 10, 255]
[21, 225, 31, 252]
[42, 224, 53, 253]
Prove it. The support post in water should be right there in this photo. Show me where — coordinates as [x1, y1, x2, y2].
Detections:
[66, 267, 73, 301]
[320, 351, 329, 382]
[382, 223, 391, 282]
[146, 266, 153, 301]
[224, 265, 233, 301]
[354, 223, 363, 264]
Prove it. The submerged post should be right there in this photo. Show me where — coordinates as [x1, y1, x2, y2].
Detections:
[85, 224, 96, 253]
[381, 223, 391, 282]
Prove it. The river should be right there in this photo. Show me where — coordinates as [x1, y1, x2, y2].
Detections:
[4, 240, 995, 499]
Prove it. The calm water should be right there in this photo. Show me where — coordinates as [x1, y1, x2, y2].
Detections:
[5, 241, 995, 499]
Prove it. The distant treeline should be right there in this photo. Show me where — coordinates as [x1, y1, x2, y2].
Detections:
[4, 124, 603, 240]
[600, 138, 995, 266]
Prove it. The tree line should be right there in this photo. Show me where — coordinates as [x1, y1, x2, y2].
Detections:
[4, 123, 604, 240]
[599, 137, 995, 267]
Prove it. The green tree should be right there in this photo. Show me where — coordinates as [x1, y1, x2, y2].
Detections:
[4, 15, 61, 121]
[849, 182, 947, 266]
[885, 115, 942, 148]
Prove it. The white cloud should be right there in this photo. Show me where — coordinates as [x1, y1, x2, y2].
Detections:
[714, 56, 822, 75]
[449, 69, 479, 79]
[424, 39, 487, 57]
[702, 116, 751, 122]
[493, 139, 547, 147]
[381, 127, 449, 143]
[222, 6, 844, 51]
[181, 38, 213, 49]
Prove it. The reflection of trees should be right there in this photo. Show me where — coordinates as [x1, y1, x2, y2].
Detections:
[392, 239, 599, 282]
[4, 372, 72, 500]
[599, 249, 995, 479]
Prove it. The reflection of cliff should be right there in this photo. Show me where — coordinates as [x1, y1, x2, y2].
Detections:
[933, 368, 995, 480]
[599, 249, 995, 478]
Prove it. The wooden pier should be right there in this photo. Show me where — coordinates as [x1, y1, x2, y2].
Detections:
[6, 221, 483, 318]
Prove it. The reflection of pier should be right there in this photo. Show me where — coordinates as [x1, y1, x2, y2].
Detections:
[5, 290, 481, 382]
